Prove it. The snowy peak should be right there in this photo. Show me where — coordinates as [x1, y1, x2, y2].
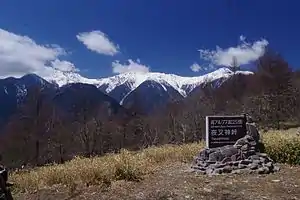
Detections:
[10, 67, 253, 104]
[0, 67, 254, 116]
[0, 73, 55, 98]
[96, 67, 253, 97]
[121, 79, 184, 113]
[43, 70, 99, 87]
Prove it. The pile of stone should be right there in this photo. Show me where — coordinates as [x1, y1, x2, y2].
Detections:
[191, 122, 280, 175]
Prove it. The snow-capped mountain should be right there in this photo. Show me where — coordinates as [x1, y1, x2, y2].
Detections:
[96, 67, 251, 97]
[0, 67, 254, 122]
[0, 75, 128, 131]
[121, 79, 184, 114]
[0, 74, 56, 129]
[42, 67, 253, 104]
[43, 70, 99, 87]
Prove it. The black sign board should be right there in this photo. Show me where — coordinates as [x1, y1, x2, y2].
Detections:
[206, 115, 247, 148]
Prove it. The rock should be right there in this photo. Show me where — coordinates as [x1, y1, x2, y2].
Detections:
[231, 154, 237, 161]
[258, 153, 268, 158]
[238, 163, 247, 169]
[249, 140, 257, 147]
[258, 167, 270, 174]
[231, 169, 242, 174]
[205, 148, 215, 154]
[205, 160, 216, 165]
[197, 150, 208, 161]
[197, 161, 209, 167]
[206, 168, 214, 175]
[249, 155, 261, 160]
[196, 170, 207, 175]
[231, 165, 238, 171]
[234, 135, 251, 147]
[192, 166, 206, 171]
[221, 157, 232, 163]
[190, 123, 278, 176]
[208, 151, 224, 162]
[247, 150, 256, 155]
[223, 165, 233, 173]
[214, 168, 223, 174]
[246, 122, 260, 143]
[264, 162, 273, 168]
[250, 146, 256, 151]
[249, 163, 259, 170]
[234, 144, 242, 149]
[241, 145, 249, 151]
[213, 163, 226, 169]
[259, 157, 266, 163]
[273, 165, 280, 172]
[227, 161, 234, 166]
[252, 159, 262, 165]
[220, 146, 239, 159]
[240, 159, 252, 165]
[232, 161, 240, 166]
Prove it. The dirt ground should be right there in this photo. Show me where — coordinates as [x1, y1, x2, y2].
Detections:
[15, 162, 300, 200]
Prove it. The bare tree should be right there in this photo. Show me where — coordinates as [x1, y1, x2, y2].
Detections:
[1, 86, 54, 167]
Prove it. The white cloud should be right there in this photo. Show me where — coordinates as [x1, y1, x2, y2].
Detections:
[198, 35, 268, 68]
[0, 28, 79, 79]
[190, 62, 216, 72]
[190, 63, 201, 72]
[112, 59, 150, 74]
[51, 59, 79, 72]
[239, 35, 246, 42]
[76, 30, 119, 56]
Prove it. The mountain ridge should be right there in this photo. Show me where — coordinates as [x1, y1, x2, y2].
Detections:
[29, 67, 253, 103]
[0, 67, 254, 115]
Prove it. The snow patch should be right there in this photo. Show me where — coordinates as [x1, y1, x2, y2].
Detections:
[15, 84, 27, 103]
[3, 86, 8, 94]
[160, 83, 167, 92]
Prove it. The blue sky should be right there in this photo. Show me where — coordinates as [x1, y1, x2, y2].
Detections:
[0, 0, 299, 79]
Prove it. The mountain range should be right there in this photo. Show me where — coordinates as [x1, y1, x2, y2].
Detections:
[0, 67, 253, 130]
[43, 67, 253, 102]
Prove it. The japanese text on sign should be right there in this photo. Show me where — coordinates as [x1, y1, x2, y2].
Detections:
[211, 129, 237, 136]
[210, 119, 243, 125]
[206, 115, 247, 148]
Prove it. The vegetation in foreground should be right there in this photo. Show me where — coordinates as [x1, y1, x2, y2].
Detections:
[10, 128, 300, 195]
[2, 51, 300, 171]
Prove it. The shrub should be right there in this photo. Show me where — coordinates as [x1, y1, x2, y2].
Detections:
[262, 129, 300, 165]
[9, 128, 300, 193]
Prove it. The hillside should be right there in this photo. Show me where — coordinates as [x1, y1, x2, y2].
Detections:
[15, 164, 300, 200]
[0, 67, 253, 127]
[1, 52, 300, 169]
[2, 2, 300, 200]
[11, 128, 300, 200]
[0, 78, 129, 132]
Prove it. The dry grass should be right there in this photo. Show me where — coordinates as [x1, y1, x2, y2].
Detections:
[262, 128, 300, 165]
[10, 142, 204, 193]
[16, 163, 300, 200]
[10, 128, 300, 195]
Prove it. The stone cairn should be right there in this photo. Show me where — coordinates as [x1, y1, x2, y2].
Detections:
[191, 118, 280, 175]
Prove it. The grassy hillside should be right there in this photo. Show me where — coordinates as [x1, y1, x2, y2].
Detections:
[10, 128, 300, 196]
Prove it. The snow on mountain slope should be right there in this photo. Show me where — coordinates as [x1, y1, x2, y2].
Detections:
[41, 67, 253, 101]
[43, 70, 100, 87]
[95, 67, 253, 97]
